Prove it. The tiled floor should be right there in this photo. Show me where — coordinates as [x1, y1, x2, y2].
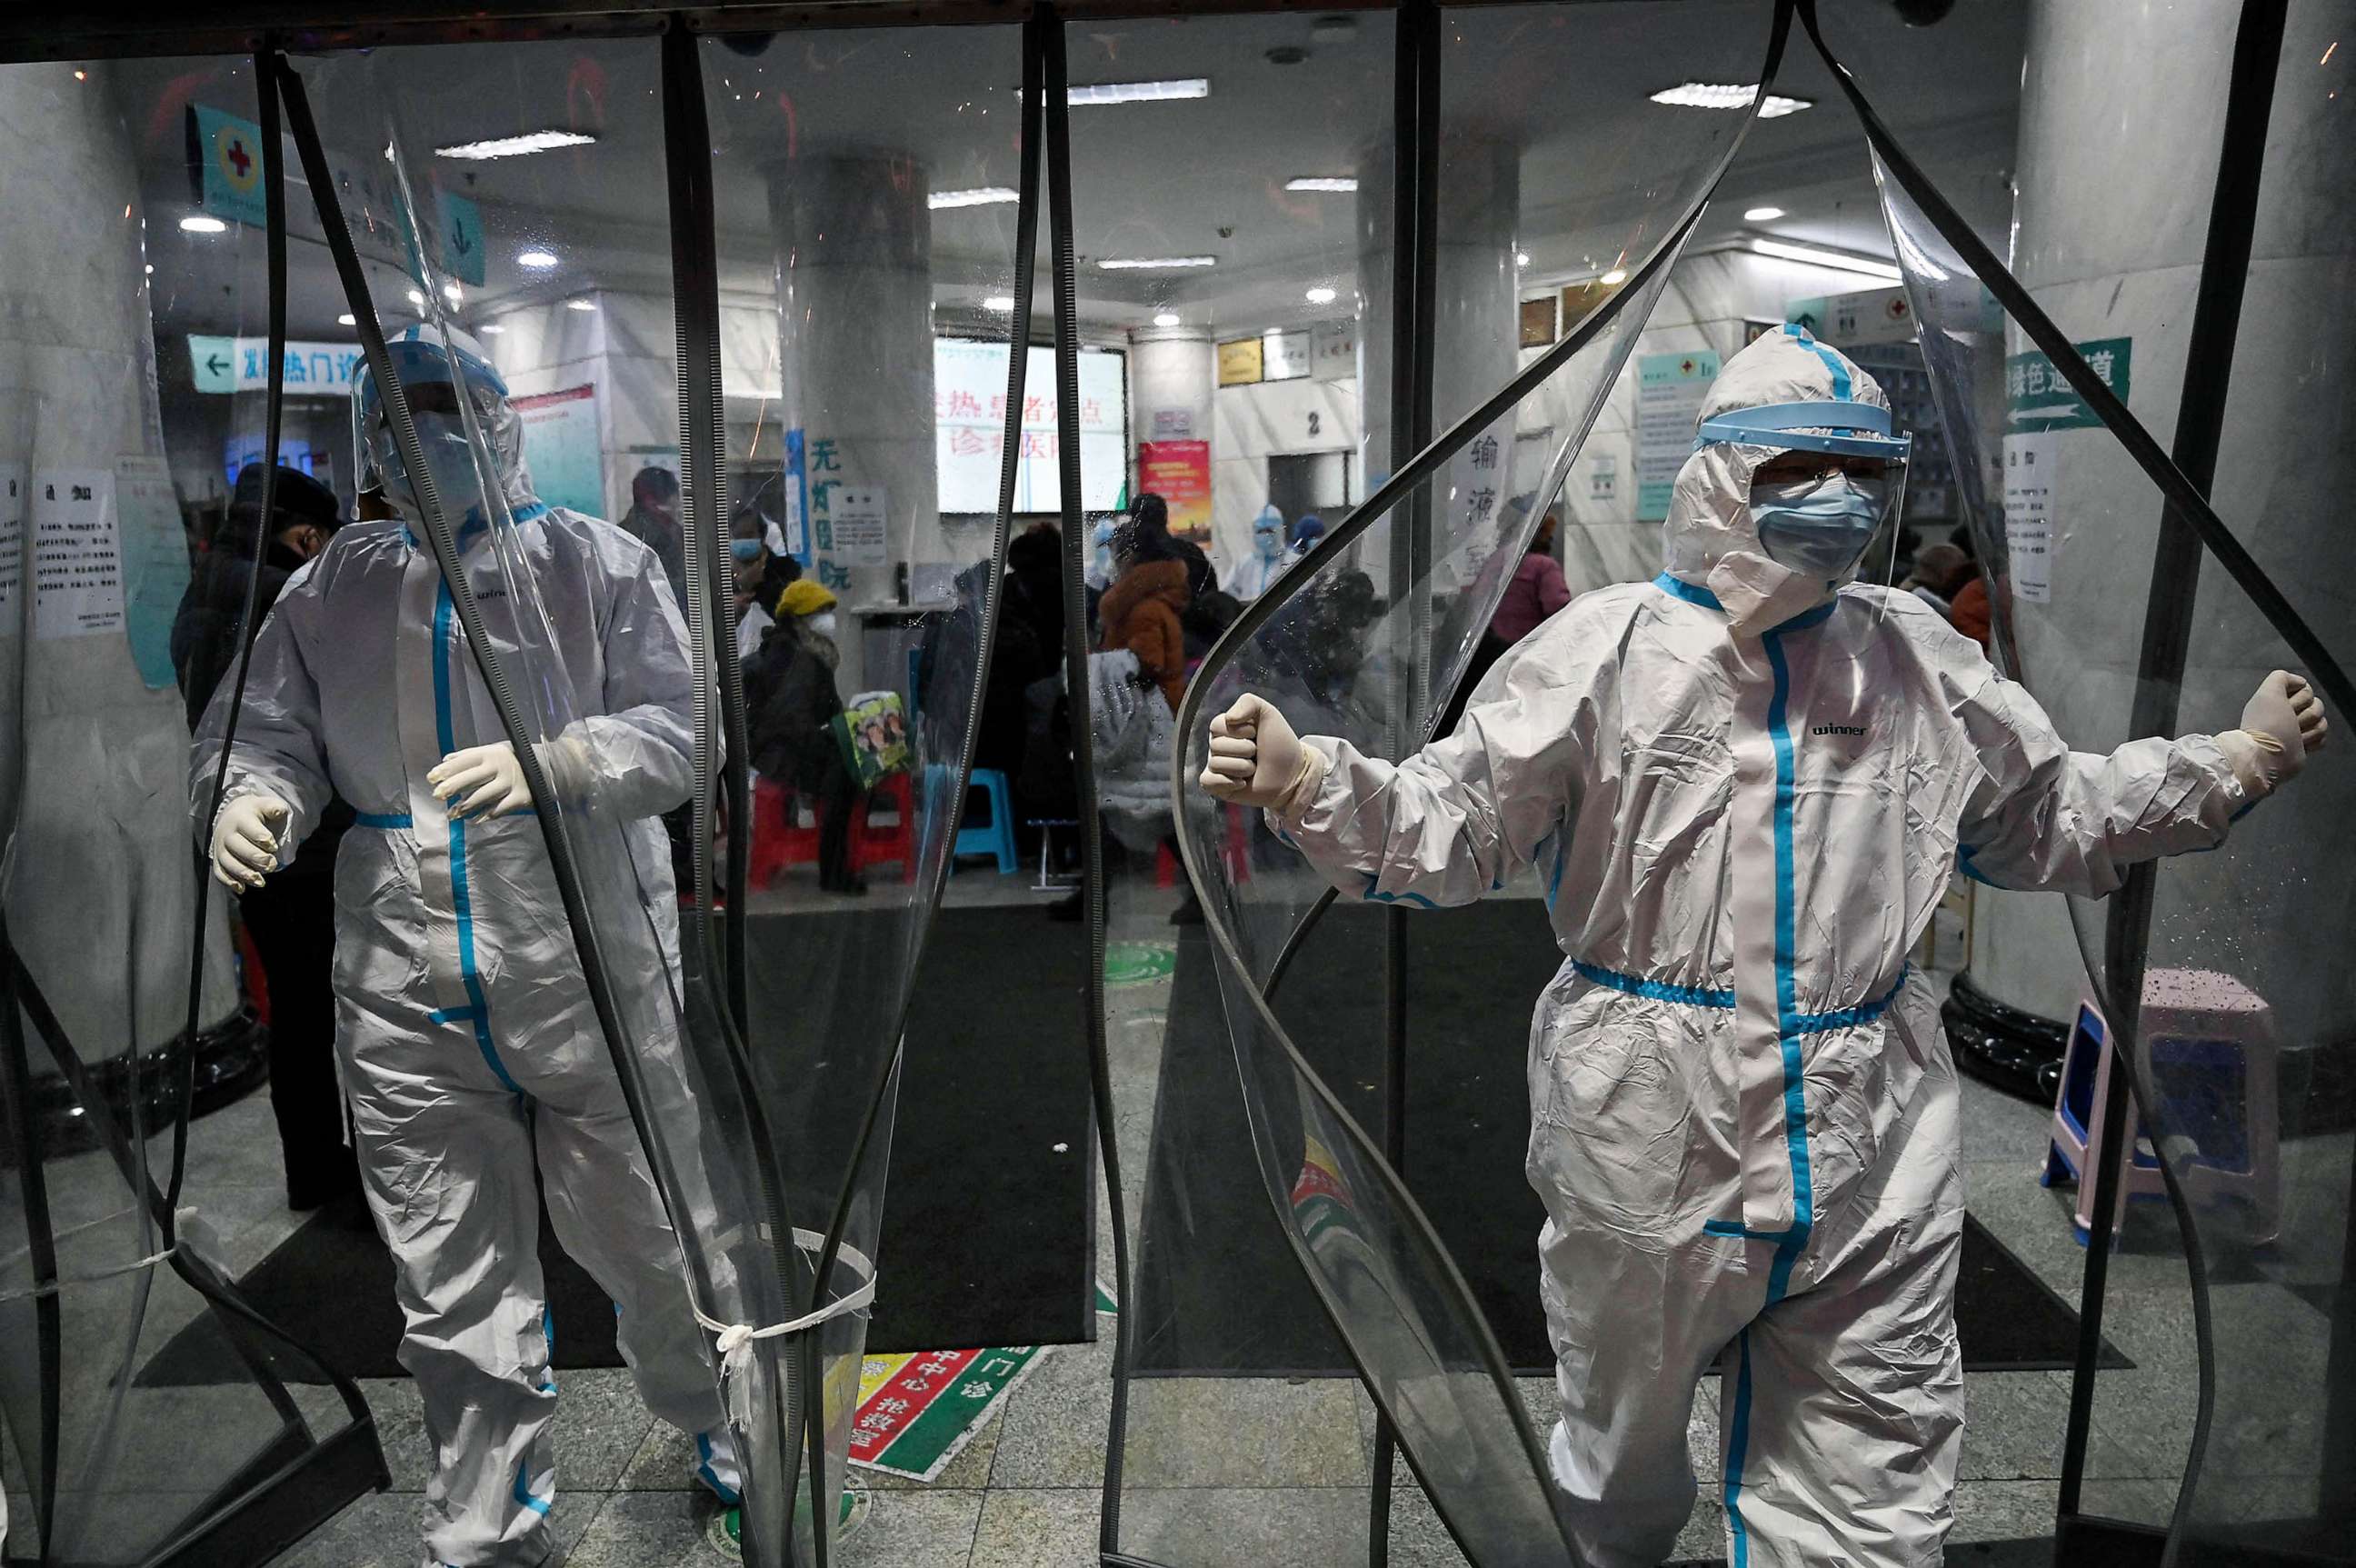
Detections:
[95, 870, 2246, 1566]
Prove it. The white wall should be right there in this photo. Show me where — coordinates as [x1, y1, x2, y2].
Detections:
[1206, 375, 1360, 583]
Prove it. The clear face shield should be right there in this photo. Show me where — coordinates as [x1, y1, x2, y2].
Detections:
[1700, 398, 1914, 583]
[351, 334, 520, 527]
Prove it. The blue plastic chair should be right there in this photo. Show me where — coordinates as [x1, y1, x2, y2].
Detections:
[953, 767, 1019, 874]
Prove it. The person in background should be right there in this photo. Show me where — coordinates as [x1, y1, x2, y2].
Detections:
[618, 464, 686, 606]
[1227, 503, 1289, 602]
[729, 495, 804, 664]
[1289, 513, 1327, 557]
[1948, 532, 1993, 651]
[1902, 539, 1971, 620]
[743, 578, 866, 895]
[1440, 506, 1572, 739]
[173, 461, 360, 1211]
[1099, 512, 1193, 714]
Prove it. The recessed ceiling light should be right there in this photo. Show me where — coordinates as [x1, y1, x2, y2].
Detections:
[434, 129, 598, 161]
[566, 298, 598, 312]
[982, 295, 1017, 312]
[1304, 286, 1337, 305]
[443, 282, 464, 305]
[1515, 252, 1531, 268]
[180, 214, 227, 234]
[1749, 237, 1902, 282]
[1649, 82, 1812, 117]
[337, 313, 356, 326]
[1098, 255, 1217, 270]
[517, 249, 560, 270]
[1744, 205, 1786, 222]
[406, 288, 426, 306]
[929, 186, 1020, 210]
[1153, 312, 1182, 327]
[478, 323, 505, 334]
[1600, 268, 1628, 285]
[144, 264, 155, 275]
[1067, 78, 1209, 106]
[1285, 176, 1357, 193]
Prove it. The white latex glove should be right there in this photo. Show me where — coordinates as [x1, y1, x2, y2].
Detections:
[429, 741, 534, 820]
[2216, 670, 2329, 798]
[211, 794, 290, 892]
[1199, 694, 1326, 814]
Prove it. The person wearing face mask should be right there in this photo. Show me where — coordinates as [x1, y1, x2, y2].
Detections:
[1227, 503, 1290, 602]
[743, 577, 865, 895]
[173, 462, 361, 1211]
[619, 463, 686, 606]
[1197, 325, 2329, 1568]
[190, 326, 742, 1567]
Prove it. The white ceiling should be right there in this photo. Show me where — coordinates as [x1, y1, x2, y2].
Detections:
[115, 0, 2025, 351]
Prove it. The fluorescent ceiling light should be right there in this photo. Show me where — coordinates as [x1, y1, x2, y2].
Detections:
[1068, 77, 1208, 106]
[180, 214, 227, 234]
[1600, 268, 1628, 285]
[434, 129, 597, 160]
[565, 297, 598, 312]
[1153, 312, 1182, 327]
[1304, 286, 1337, 305]
[1285, 176, 1357, 193]
[406, 288, 426, 307]
[1097, 255, 1216, 270]
[442, 282, 464, 304]
[1750, 237, 1902, 282]
[517, 248, 560, 270]
[1743, 205, 1786, 222]
[1515, 252, 1531, 268]
[478, 323, 505, 334]
[982, 295, 1017, 312]
[1649, 82, 1812, 117]
[337, 313, 356, 326]
[929, 186, 1019, 210]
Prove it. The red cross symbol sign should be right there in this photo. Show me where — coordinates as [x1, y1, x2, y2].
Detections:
[217, 126, 261, 194]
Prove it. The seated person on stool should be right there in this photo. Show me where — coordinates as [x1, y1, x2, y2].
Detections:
[744, 578, 865, 895]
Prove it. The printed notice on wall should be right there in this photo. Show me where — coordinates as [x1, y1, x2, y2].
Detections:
[830, 485, 890, 567]
[0, 463, 25, 619]
[2001, 431, 2057, 604]
[1634, 350, 1721, 521]
[33, 468, 125, 640]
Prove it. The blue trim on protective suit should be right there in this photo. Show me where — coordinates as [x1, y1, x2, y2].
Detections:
[695, 1433, 741, 1505]
[402, 498, 549, 552]
[1569, 959, 1735, 1010]
[513, 1457, 551, 1517]
[1725, 1329, 1759, 1567]
[1783, 323, 1852, 401]
[354, 809, 413, 829]
[434, 582, 523, 1095]
[1761, 630, 1815, 1303]
[1653, 573, 1722, 611]
[1358, 872, 1439, 910]
[1790, 965, 1910, 1036]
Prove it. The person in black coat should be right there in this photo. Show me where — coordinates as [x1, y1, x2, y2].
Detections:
[743, 578, 866, 894]
[172, 463, 360, 1210]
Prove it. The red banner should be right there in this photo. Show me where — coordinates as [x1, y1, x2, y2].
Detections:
[1136, 439, 1213, 540]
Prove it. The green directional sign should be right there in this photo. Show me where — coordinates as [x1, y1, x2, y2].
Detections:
[2005, 336, 2131, 433]
[438, 189, 486, 287]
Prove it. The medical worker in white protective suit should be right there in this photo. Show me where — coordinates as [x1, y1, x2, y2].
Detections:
[1201, 326, 2327, 1568]
[192, 326, 742, 1568]
[1227, 503, 1290, 602]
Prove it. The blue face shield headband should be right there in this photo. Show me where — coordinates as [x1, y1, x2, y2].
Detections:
[1697, 399, 1913, 579]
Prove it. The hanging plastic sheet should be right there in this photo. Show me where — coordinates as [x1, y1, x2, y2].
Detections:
[270, 20, 1030, 1563]
[1, 54, 381, 1564]
[1141, 4, 1794, 1562]
[1809, 0, 2356, 1560]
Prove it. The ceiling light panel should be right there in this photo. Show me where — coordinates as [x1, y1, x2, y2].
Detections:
[1096, 255, 1217, 270]
[434, 129, 598, 160]
[1067, 77, 1209, 106]
[929, 186, 1021, 210]
[1648, 82, 1812, 117]
[1285, 176, 1358, 193]
[1749, 237, 1903, 282]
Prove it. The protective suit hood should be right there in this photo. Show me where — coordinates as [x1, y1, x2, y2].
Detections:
[1662, 326, 1900, 638]
[352, 324, 537, 542]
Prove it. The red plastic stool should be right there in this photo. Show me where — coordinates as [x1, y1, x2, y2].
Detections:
[749, 777, 823, 889]
[854, 771, 918, 882]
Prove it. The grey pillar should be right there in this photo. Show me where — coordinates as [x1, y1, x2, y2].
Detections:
[769, 155, 938, 695]
[1970, 0, 2354, 1049]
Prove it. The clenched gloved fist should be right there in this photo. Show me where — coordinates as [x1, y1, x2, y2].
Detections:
[211, 793, 291, 892]
[1199, 694, 1326, 815]
[2217, 670, 2329, 798]
[430, 741, 534, 821]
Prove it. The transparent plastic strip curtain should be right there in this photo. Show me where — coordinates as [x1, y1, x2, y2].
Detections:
[273, 18, 1033, 1563]
[1801, 1, 2355, 1562]
[1149, 5, 1792, 1562]
[2, 49, 382, 1566]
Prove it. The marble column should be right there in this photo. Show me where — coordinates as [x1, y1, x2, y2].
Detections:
[1964, 0, 2355, 1053]
[0, 62, 236, 1060]
[768, 155, 938, 695]
[1125, 322, 1218, 551]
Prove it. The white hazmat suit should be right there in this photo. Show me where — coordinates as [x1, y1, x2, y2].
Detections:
[193, 328, 738, 1567]
[1203, 327, 2321, 1567]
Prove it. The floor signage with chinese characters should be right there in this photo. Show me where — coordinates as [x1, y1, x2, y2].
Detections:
[847, 1344, 1048, 1482]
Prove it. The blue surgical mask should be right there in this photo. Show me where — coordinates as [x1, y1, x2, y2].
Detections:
[1750, 472, 1884, 577]
[730, 537, 765, 562]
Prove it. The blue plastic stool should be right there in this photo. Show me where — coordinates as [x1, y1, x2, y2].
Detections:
[954, 767, 1019, 874]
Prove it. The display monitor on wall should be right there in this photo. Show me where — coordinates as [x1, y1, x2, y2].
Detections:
[934, 338, 1126, 514]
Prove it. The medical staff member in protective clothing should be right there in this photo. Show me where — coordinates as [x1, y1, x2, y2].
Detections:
[192, 326, 742, 1568]
[1200, 326, 2327, 1568]
[1228, 503, 1290, 602]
